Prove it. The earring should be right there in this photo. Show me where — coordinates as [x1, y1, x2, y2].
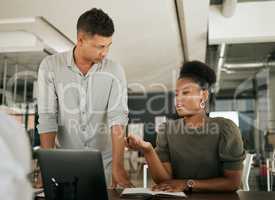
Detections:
[200, 101, 205, 109]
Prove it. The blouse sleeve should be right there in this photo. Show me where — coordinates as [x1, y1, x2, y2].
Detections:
[218, 118, 246, 171]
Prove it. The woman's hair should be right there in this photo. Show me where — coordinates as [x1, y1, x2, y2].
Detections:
[178, 61, 216, 90]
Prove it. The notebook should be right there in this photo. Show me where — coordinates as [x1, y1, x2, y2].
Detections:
[121, 188, 187, 199]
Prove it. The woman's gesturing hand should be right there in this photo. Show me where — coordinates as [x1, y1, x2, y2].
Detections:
[125, 134, 153, 153]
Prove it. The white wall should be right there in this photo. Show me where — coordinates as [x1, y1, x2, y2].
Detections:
[0, 0, 184, 92]
[209, 1, 275, 44]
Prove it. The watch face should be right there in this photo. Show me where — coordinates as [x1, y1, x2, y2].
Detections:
[187, 180, 194, 187]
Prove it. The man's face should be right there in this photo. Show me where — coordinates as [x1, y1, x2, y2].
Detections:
[77, 33, 112, 63]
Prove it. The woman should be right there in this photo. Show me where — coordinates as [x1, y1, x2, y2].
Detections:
[126, 61, 246, 192]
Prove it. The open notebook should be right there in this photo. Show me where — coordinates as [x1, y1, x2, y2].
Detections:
[121, 188, 187, 199]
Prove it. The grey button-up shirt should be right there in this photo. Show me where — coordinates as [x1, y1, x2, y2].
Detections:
[37, 49, 129, 170]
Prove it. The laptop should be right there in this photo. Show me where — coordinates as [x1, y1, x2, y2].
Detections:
[37, 149, 109, 200]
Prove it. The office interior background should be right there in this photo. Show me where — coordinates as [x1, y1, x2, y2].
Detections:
[1, 0, 275, 191]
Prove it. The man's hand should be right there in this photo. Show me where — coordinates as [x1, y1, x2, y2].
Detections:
[152, 179, 187, 192]
[33, 171, 43, 189]
[34, 132, 56, 188]
[111, 167, 134, 188]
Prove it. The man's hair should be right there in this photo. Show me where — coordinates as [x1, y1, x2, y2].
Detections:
[77, 8, 114, 37]
[178, 61, 216, 90]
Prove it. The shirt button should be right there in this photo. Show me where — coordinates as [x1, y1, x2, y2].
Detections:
[81, 125, 86, 131]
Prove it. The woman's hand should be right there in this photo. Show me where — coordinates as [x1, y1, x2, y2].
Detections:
[125, 134, 153, 154]
[152, 180, 187, 192]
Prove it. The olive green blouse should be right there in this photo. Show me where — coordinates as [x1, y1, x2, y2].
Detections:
[155, 117, 246, 179]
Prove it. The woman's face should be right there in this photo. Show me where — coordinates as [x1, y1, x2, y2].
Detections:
[175, 78, 208, 117]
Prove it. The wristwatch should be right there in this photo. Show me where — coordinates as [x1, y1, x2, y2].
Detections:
[185, 179, 195, 194]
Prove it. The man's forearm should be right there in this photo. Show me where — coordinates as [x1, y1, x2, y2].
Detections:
[40, 132, 57, 149]
[111, 125, 125, 169]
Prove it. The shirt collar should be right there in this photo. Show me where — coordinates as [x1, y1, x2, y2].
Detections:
[66, 47, 76, 69]
[66, 47, 101, 76]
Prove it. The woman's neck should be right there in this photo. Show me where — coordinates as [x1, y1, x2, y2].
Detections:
[183, 113, 208, 128]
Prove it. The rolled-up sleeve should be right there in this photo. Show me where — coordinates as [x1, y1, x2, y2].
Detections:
[37, 58, 58, 134]
[107, 64, 129, 128]
[219, 118, 246, 171]
[155, 123, 171, 162]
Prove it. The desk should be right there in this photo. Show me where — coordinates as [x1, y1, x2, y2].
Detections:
[108, 190, 275, 200]
[36, 189, 275, 200]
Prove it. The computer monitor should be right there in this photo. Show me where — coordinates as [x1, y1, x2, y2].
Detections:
[209, 111, 239, 127]
[37, 149, 108, 200]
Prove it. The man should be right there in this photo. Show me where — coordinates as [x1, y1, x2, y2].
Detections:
[0, 112, 32, 200]
[37, 8, 132, 187]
